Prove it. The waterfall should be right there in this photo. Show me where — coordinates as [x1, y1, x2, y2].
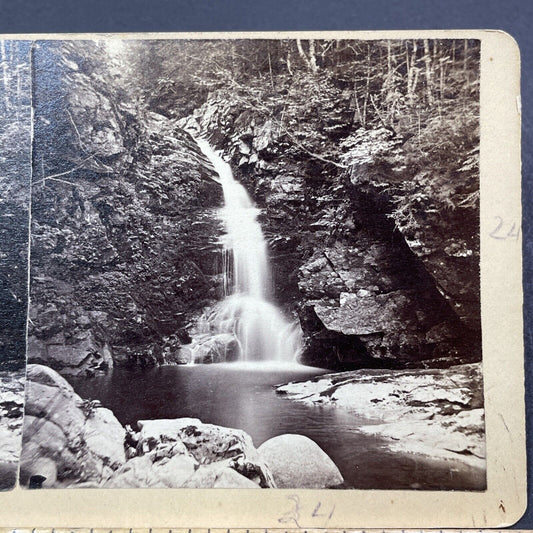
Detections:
[194, 138, 302, 363]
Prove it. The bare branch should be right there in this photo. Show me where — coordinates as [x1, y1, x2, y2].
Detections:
[33, 154, 94, 185]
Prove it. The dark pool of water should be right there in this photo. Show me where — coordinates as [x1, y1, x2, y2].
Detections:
[68, 362, 485, 490]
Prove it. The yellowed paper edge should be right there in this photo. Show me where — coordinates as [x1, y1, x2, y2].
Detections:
[0, 29, 524, 529]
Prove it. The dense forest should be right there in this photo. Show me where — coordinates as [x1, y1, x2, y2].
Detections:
[28, 38, 480, 374]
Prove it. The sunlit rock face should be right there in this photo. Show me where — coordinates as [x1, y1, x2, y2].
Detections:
[257, 434, 344, 489]
[0, 370, 25, 490]
[275, 362, 485, 475]
[20, 364, 126, 488]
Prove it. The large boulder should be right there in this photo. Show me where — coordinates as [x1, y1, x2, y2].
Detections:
[104, 452, 198, 489]
[106, 417, 275, 488]
[183, 464, 260, 488]
[20, 364, 126, 487]
[134, 418, 275, 488]
[257, 434, 343, 489]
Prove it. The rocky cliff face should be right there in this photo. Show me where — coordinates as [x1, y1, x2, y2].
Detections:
[29, 43, 481, 374]
[28, 43, 223, 375]
[181, 83, 480, 369]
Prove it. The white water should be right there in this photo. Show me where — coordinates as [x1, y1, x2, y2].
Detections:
[195, 138, 302, 363]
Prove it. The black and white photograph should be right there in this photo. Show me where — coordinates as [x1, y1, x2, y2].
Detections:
[0, 40, 31, 491]
[17, 37, 486, 491]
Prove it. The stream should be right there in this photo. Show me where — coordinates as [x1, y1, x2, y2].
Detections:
[68, 362, 485, 490]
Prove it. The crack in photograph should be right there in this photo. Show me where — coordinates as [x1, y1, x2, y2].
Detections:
[19, 37, 484, 490]
[0, 40, 32, 491]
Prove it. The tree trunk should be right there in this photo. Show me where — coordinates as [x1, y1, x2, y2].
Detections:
[405, 41, 411, 92]
[296, 39, 309, 69]
[267, 43, 274, 89]
[423, 39, 434, 106]
[308, 39, 318, 72]
[362, 45, 371, 127]
[407, 40, 418, 104]
[352, 79, 363, 125]
[296, 39, 318, 73]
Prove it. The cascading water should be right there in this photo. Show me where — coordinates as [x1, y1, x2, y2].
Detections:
[194, 137, 302, 363]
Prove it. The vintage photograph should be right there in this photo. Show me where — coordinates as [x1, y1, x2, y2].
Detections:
[20, 37, 484, 490]
[0, 40, 31, 491]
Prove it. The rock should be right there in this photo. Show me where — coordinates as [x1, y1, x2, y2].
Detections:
[0, 43, 31, 375]
[296, 238, 472, 366]
[188, 333, 239, 364]
[183, 464, 260, 488]
[359, 409, 485, 469]
[258, 434, 343, 489]
[237, 139, 251, 155]
[30, 43, 224, 372]
[103, 456, 166, 488]
[67, 80, 125, 158]
[172, 345, 193, 364]
[0, 370, 25, 477]
[252, 119, 273, 152]
[104, 451, 198, 488]
[0, 421, 22, 466]
[24, 457, 58, 488]
[0, 462, 17, 491]
[27, 331, 113, 377]
[103, 416, 276, 488]
[20, 364, 126, 487]
[276, 363, 485, 469]
[136, 418, 275, 487]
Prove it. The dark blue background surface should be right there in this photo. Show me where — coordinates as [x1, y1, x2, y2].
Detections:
[0, 0, 530, 527]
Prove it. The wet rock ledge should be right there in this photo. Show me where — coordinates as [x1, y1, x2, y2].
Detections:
[276, 362, 485, 471]
[20, 364, 343, 489]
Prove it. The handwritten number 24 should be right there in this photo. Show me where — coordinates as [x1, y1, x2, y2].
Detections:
[278, 494, 335, 528]
[490, 216, 521, 241]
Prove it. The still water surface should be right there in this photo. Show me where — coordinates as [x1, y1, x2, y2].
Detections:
[68, 362, 484, 490]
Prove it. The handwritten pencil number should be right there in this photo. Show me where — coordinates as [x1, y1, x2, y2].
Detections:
[278, 495, 302, 528]
[278, 495, 335, 527]
[312, 501, 336, 520]
[490, 216, 521, 241]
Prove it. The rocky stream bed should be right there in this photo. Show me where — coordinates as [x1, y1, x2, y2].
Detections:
[276, 362, 485, 472]
[20, 362, 485, 489]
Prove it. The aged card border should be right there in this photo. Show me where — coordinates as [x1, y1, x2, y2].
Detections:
[0, 29, 524, 529]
